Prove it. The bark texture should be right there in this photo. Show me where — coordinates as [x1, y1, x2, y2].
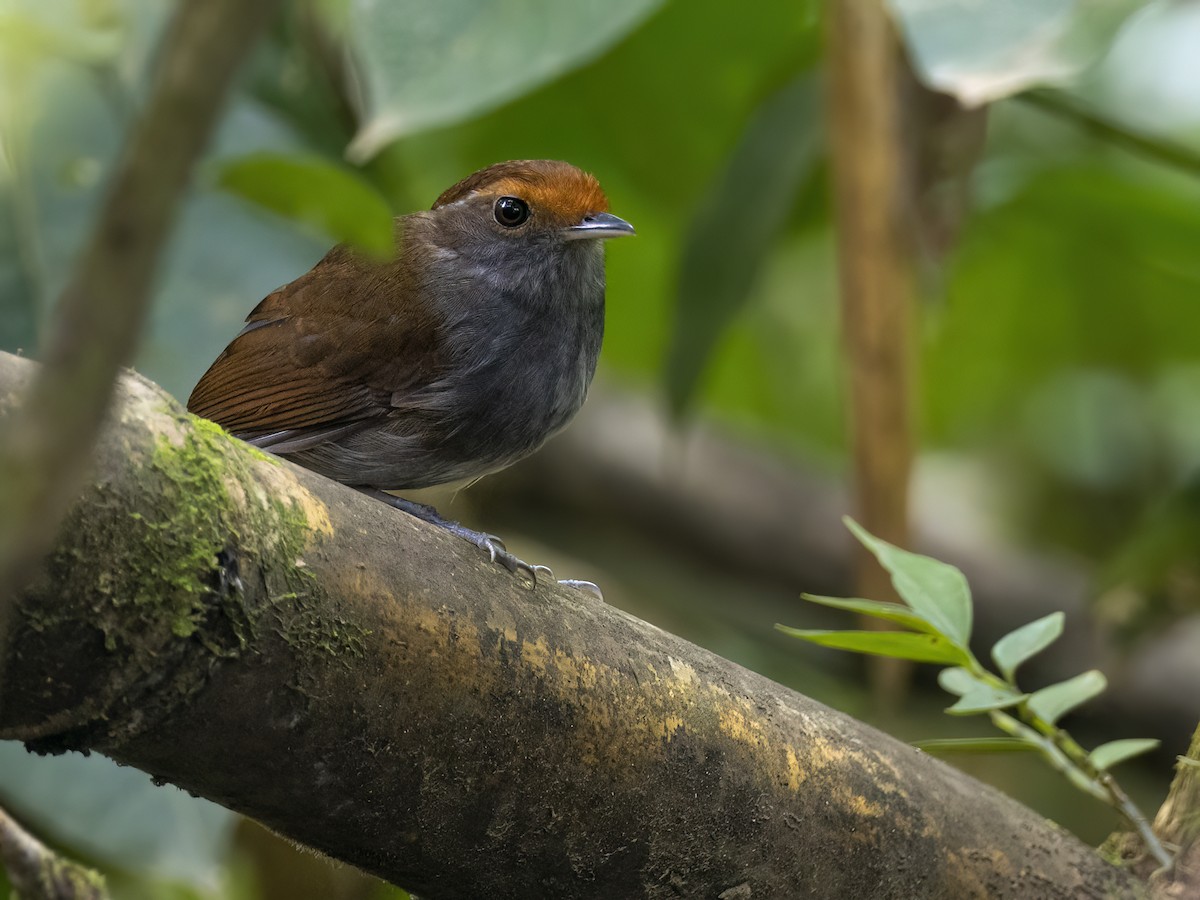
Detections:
[0, 352, 1142, 898]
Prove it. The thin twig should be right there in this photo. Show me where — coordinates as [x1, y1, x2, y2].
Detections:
[0, 803, 109, 899]
[1020, 88, 1200, 178]
[0, 0, 283, 604]
[1101, 772, 1173, 870]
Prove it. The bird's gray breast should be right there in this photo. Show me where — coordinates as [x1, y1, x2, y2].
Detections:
[414, 239, 607, 480]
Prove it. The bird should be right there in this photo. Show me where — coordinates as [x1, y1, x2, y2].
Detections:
[188, 160, 633, 586]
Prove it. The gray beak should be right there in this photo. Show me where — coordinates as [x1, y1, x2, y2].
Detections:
[564, 211, 636, 240]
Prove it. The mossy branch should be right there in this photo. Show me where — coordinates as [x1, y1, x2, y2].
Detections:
[0, 352, 1148, 899]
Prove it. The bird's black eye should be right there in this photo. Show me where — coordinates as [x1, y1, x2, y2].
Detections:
[494, 196, 530, 228]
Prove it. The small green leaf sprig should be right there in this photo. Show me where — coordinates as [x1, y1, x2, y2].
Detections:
[779, 517, 1170, 868]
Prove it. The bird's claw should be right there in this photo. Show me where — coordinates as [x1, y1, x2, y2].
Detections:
[509, 559, 554, 589]
[480, 537, 502, 564]
[474, 535, 599, 595]
[359, 492, 595, 593]
[558, 579, 604, 600]
[475, 536, 550, 588]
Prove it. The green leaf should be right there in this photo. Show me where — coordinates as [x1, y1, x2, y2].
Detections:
[0, 741, 235, 887]
[345, 0, 666, 160]
[937, 666, 980, 697]
[1089, 738, 1160, 771]
[799, 593, 937, 633]
[915, 737, 1038, 755]
[215, 153, 394, 258]
[665, 71, 823, 414]
[887, 0, 1144, 106]
[945, 684, 1028, 715]
[776, 627, 970, 665]
[990, 612, 1064, 682]
[1026, 670, 1107, 725]
[844, 518, 973, 647]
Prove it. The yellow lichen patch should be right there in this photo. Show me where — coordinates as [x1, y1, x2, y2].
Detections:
[252, 461, 334, 539]
[389, 604, 495, 691]
[786, 747, 805, 790]
[348, 568, 398, 605]
[942, 851, 993, 899]
[718, 704, 767, 749]
[667, 657, 698, 684]
[983, 848, 1014, 879]
[845, 794, 883, 818]
[520, 636, 552, 676]
[409, 617, 883, 811]
[552, 649, 600, 692]
[805, 734, 852, 773]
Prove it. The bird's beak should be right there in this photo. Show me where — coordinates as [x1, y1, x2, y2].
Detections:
[563, 211, 636, 241]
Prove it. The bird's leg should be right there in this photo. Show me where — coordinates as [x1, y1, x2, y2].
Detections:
[354, 487, 553, 586]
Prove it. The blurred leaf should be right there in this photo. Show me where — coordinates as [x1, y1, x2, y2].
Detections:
[888, 0, 1144, 106]
[0, 742, 235, 889]
[0, 6, 122, 66]
[1021, 370, 1154, 490]
[374, 0, 821, 447]
[1026, 670, 1107, 725]
[844, 517, 973, 647]
[143, 101, 333, 400]
[937, 665, 982, 697]
[945, 684, 1028, 716]
[990, 612, 1064, 682]
[345, 0, 665, 160]
[915, 737, 1037, 754]
[0, 10, 330, 403]
[926, 166, 1200, 448]
[215, 153, 394, 258]
[1101, 474, 1200, 606]
[1088, 738, 1159, 771]
[0, 188, 36, 350]
[799, 593, 936, 633]
[776, 627, 970, 665]
[665, 71, 823, 414]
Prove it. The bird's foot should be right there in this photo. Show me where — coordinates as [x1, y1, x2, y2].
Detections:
[357, 487, 581, 589]
[458, 530, 553, 586]
[557, 579, 604, 600]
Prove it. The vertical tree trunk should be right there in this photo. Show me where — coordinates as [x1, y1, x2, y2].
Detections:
[826, 0, 916, 702]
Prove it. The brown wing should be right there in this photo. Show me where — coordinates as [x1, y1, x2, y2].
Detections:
[187, 245, 444, 447]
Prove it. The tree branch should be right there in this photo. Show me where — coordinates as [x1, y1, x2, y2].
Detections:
[0, 352, 1143, 899]
[0, 803, 107, 900]
[0, 0, 282, 604]
[487, 387, 1200, 744]
[1020, 89, 1200, 179]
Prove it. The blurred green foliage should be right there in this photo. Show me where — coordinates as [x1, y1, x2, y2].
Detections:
[216, 153, 394, 257]
[1, 0, 1199, 893]
[891, 0, 1145, 106]
[344, 0, 667, 159]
